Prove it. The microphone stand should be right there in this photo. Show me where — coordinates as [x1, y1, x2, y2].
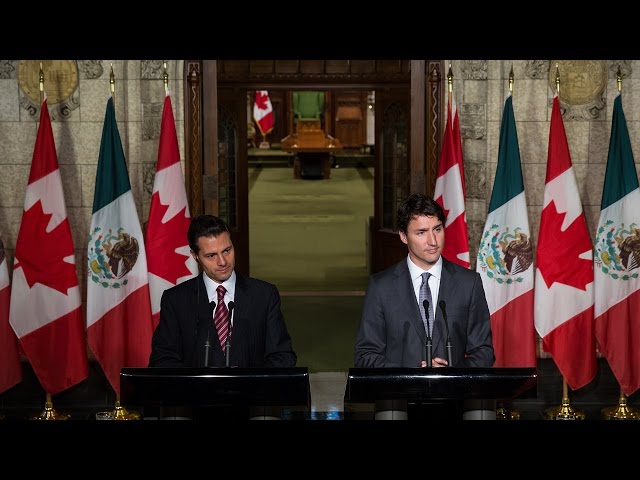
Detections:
[225, 301, 235, 367]
[422, 300, 432, 368]
[439, 300, 453, 366]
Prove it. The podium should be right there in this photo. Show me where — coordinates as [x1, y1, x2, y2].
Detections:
[120, 367, 311, 420]
[344, 367, 537, 420]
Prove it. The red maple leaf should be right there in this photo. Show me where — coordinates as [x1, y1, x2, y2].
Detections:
[255, 92, 269, 110]
[434, 195, 450, 221]
[146, 193, 193, 284]
[14, 200, 78, 294]
[536, 201, 593, 291]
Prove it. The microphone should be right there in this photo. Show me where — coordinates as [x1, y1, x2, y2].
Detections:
[204, 300, 215, 367]
[225, 301, 235, 367]
[422, 299, 432, 368]
[439, 300, 453, 366]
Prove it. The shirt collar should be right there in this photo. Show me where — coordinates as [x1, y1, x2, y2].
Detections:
[203, 270, 236, 303]
[406, 255, 442, 282]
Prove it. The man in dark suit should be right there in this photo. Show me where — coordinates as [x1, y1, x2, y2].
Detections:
[149, 214, 296, 368]
[355, 194, 494, 368]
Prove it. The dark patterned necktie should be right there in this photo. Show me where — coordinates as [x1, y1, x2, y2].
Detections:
[214, 285, 229, 349]
[419, 272, 434, 336]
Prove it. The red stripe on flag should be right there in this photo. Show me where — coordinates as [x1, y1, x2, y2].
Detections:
[490, 290, 536, 367]
[88, 286, 154, 397]
[19, 307, 88, 395]
[595, 289, 640, 396]
[0, 286, 21, 394]
[542, 307, 596, 390]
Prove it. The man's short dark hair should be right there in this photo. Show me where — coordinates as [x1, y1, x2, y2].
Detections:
[397, 194, 446, 233]
[188, 215, 230, 253]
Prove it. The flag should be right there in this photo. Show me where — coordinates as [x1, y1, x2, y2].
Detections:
[594, 93, 640, 396]
[477, 94, 535, 367]
[146, 93, 198, 330]
[0, 235, 21, 394]
[534, 95, 595, 390]
[434, 90, 470, 268]
[9, 99, 88, 395]
[253, 90, 274, 137]
[87, 96, 153, 397]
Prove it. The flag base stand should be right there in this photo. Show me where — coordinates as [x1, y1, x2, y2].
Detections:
[111, 400, 141, 420]
[259, 141, 270, 149]
[544, 397, 585, 420]
[496, 401, 520, 420]
[32, 397, 70, 420]
[602, 392, 640, 420]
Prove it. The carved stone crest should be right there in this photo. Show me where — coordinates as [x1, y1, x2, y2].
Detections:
[548, 60, 607, 120]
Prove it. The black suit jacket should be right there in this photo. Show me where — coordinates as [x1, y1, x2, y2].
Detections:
[149, 273, 296, 368]
[354, 257, 494, 368]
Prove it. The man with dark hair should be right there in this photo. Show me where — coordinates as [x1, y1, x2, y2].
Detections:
[355, 193, 494, 368]
[150, 214, 296, 368]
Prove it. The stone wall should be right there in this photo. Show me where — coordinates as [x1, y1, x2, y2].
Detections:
[0, 60, 185, 300]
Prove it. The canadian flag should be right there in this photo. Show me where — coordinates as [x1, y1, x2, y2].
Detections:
[534, 95, 595, 390]
[434, 91, 470, 268]
[9, 99, 89, 395]
[146, 93, 198, 329]
[253, 90, 274, 137]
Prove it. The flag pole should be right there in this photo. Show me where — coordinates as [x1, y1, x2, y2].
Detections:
[31, 63, 71, 420]
[494, 65, 523, 422]
[599, 68, 639, 421]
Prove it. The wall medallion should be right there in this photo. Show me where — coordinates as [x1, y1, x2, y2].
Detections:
[17, 60, 80, 119]
[548, 60, 607, 120]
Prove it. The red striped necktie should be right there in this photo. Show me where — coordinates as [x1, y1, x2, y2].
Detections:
[214, 285, 230, 349]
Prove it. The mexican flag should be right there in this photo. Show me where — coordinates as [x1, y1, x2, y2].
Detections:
[87, 96, 153, 397]
[594, 93, 640, 396]
[477, 94, 535, 367]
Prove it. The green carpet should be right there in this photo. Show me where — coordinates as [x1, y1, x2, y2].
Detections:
[281, 296, 364, 372]
[249, 166, 374, 292]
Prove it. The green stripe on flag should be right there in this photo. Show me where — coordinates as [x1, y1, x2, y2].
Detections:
[601, 95, 640, 210]
[488, 95, 525, 213]
[92, 97, 132, 213]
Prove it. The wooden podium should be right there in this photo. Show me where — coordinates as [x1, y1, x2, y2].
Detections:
[281, 119, 342, 179]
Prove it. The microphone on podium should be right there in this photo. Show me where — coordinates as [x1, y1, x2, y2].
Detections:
[438, 300, 453, 366]
[422, 299, 432, 368]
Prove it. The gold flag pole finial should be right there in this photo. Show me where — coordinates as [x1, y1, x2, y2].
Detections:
[555, 63, 560, 95]
[617, 65, 623, 93]
[509, 64, 514, 94]
[163, 61, 169, 95]
[109, 63, 115, 95]
[39, 62, 44, 104]
[447, 63, 453, 95]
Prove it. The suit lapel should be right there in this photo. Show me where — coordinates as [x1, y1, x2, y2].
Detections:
[393, 261, 426, 343]
[432, 258, 454, 353]
[228, 274, 252, 364]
